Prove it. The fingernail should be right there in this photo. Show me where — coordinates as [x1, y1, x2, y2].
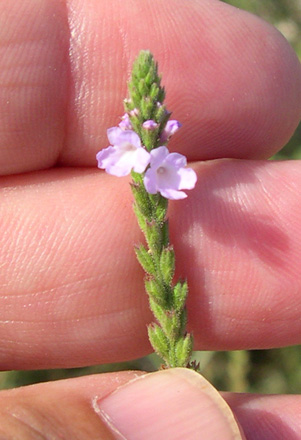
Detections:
[94, 368, 244, 440]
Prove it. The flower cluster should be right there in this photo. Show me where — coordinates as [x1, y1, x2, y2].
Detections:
[96, 115, 197, 200]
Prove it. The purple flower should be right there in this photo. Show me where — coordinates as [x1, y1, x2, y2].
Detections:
[96, 127, 150, 177]
[143, 120, 159, 130]
[130, 108, 139, 117]
[144, 147, 197, 200]
[119, 113, 132, 130]
[160, 120, 182, 143]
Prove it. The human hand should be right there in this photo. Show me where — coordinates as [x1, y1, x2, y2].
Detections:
[0, 0, 300, 438]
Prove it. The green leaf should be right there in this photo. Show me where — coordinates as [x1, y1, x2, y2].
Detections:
[179, 308, 187, 334]
[155, 195, 168, 221]
[148, 324, 170, 360]
[131, 169, 143, 185]
[128, 83, 141, 108]
[173, 280, 188, 311]
[161, 219, 169, 247]
[145, 221, 162, 254]
[149, 303, 181, 342]
[163, 310, 181, 341]
[157, 86, 165, 103]
[149, 297, 166, 324]
[160, 246, 175, 284]
[138, 79, 148, 97]
[135, 245, 156, 275]
[130, 183, 152, 219]
[141, 97, 154, 121]
[133, 203, 147, 234]
[155, 104, 169, 125]
[145, 65, 157, 87]
[141, 127, 159, 152]
[123, 98, 132, 113]
[145, 278, 168, 307]
[150, 83, 160, 101]
[175, 334, 193, 367]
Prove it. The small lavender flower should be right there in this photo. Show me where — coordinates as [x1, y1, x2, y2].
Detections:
[143, 120, 159, 130]
[119, 113, 132, 130]
[130, 108, 139, 117]
[96, 127, 150, 176]
[160, 120, 182, 143]
[144, 146, 197, 200]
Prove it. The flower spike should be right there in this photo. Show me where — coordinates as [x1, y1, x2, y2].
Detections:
[96, 50, 198, 370]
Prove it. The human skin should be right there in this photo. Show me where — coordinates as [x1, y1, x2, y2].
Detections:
[0, 0, 301, 438]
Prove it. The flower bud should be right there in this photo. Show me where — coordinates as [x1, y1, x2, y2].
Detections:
[143, 120, 159, 130]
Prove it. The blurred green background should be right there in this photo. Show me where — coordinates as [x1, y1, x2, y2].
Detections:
[0, 0, 300, 393]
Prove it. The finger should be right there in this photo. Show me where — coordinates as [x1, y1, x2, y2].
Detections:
[0, 369, 245, 440]
[224, 392, 301, 440]
[0, 160, 300, 369]
[0, 371, 141, 440]
[1, 0, 300, 175]
[0, 0, 69, 175]
[63, 0, 300, 165]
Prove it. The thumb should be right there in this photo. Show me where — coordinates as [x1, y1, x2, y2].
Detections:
[95, 368, 245, 440]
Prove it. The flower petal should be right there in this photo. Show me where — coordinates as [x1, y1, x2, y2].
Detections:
[133, 148, 151, 173]
[156, 166, 181, 190]
[107, 127, 123, 145]
[160, 187, 187, 200]
[119, 113, 132, 130]
[178, 167, 197, 190]
[149, 146, 169, 169]
[160, 120, 182, 143]
[96, 146, 118, 169]
[166, 152, 187, 169]
[96, 146, 132, 176]
[144, 168, 158, 194]
[107, 127, 141, 150]
[105, 162, 133, 177]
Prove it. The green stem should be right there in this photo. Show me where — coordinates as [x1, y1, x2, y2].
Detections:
[132, 171, 193, 368]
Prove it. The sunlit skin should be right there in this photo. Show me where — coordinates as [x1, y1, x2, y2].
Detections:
[0, 0, 301, 438]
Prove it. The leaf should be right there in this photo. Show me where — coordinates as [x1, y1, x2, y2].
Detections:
[145, 221, 162, 254]
[141, 127, 160, 152]
[135, 245, 156, 275]
[155, 196, 168, 221]
[155, 104, 170, 125]
[148, 324, 170, 360]
[161, 219, 169, 247]
[145, 278, 167, 307]
[175, 334, 193, 367]
[133, 203, 147, 234]
[149, 297, 167, 324]
[131, 183, 152, 219]
[138, 79, 148, 97]
[163, 310, 181, 341]
[150, 83, 160, 101]
[179, 308, 187, 334]
[141, 97, 154, 121]
[160, 246, 175, 284]
[173, 280, 188, 311]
